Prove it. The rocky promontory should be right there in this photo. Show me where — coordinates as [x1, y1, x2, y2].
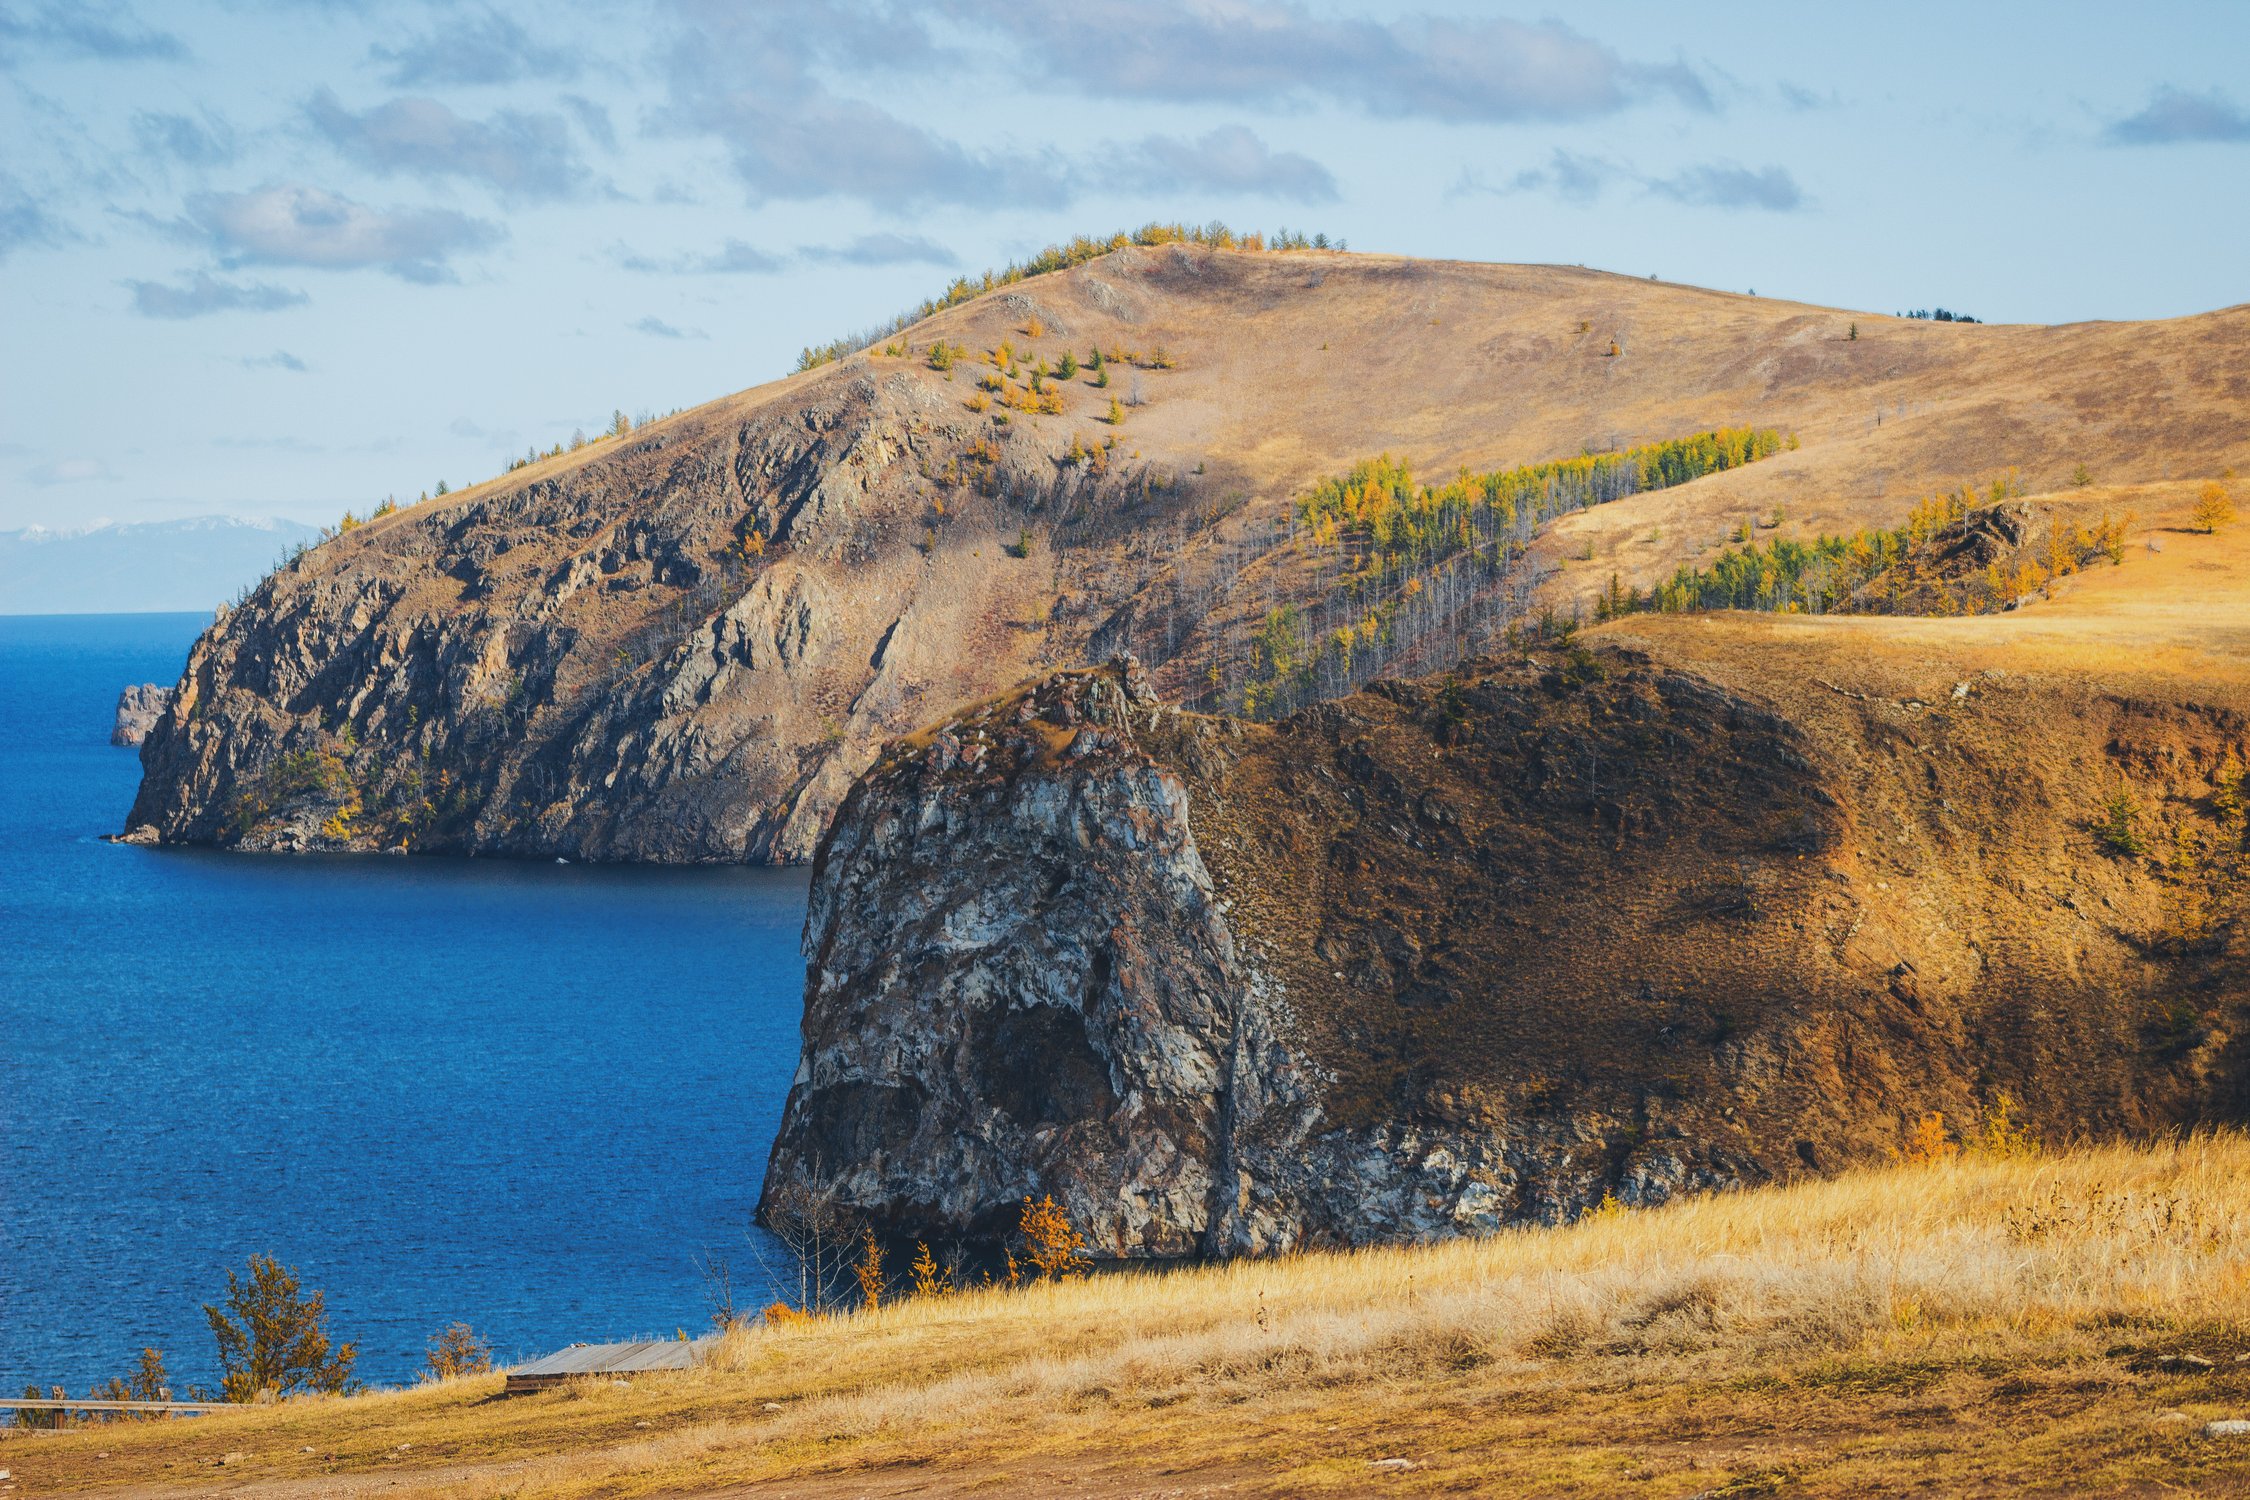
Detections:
[111, 683, 173, 747]
[763, 647, 2250, 1257]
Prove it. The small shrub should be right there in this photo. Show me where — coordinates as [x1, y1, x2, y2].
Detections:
[1969, 1093, 2037, 1159]
[909, 1242, 946, 1298]
[1896, 1112, 1959, 1166]
[17, 1383, 60, 1429]
[761, 1301, 811, 1326]
[1017, 1195, 1089, 1282]
[853, 1229, 885, 1310]
[425, 1323, 492, 1381]
[2098, 785, 2147, 856]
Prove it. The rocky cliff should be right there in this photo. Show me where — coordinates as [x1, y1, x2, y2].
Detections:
[764, 637, 2250, 1256]
[121, 363, 1165, 860]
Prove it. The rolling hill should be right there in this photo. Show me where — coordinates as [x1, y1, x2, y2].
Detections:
[118, 242, 2250, 862]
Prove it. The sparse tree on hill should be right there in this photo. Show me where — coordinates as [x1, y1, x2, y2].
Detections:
[2098, 785, 2147, 857]
[2193, 480, 2236, 534]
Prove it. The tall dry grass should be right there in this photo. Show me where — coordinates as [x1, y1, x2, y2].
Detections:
[26, 1137, 2250, 1498]
[423, 1135, 2250, 1496]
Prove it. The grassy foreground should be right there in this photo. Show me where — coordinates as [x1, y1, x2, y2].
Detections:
[17, 1138, 2250, 1497]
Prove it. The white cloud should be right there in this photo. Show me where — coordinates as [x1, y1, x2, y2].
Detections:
[185, 183, 501, 284]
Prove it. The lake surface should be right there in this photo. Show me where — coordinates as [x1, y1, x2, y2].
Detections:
[0, 613, 811, 1394]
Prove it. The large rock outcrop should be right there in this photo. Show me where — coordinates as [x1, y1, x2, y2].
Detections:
[763, 646, 2250, 1256]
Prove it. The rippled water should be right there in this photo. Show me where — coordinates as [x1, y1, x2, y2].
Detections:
[0, 613, 810, 1393]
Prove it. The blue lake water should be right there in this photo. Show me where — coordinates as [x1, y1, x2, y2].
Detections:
[0, 613, 811, 1394]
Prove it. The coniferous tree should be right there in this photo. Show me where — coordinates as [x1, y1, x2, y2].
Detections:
[203, 1255, 357, 1402]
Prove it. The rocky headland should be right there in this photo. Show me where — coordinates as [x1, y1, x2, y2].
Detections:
[763, 644, 2250, 1257]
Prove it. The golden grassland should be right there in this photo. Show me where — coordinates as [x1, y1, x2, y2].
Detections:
[20, 1136, 2250, 1497]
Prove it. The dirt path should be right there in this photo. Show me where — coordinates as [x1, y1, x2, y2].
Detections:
[72, 1456, 1265, 1500]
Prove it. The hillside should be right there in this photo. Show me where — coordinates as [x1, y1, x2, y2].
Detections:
[118, 244, 2250, 861]
[763, 480, 2250, 1255]
[17, 1140, 2250, 1496]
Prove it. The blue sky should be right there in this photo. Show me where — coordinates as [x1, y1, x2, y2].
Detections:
[2, 0, 2245, 531]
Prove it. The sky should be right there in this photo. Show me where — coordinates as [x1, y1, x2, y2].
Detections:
[2, 0, 2246, 532]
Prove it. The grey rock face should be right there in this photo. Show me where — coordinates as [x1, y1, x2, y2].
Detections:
[765, 659, 1240, 1256]
[761, 657, 1766, 1258]
[111, 684, 173, 747]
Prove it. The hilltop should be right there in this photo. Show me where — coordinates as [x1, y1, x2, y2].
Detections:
[119, 242, 2250, 860]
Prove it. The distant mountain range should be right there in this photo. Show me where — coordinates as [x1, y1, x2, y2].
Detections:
[0, 515, 321, 615]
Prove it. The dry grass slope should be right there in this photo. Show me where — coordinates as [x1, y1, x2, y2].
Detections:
[20, 1138, 2250, 1497]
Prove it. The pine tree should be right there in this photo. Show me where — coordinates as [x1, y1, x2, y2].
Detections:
[203, 1255, 357, 1401]
[1107, 395, 1125, 425]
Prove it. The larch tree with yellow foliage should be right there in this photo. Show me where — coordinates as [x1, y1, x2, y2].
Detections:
[2192, 480, 2236, 534]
